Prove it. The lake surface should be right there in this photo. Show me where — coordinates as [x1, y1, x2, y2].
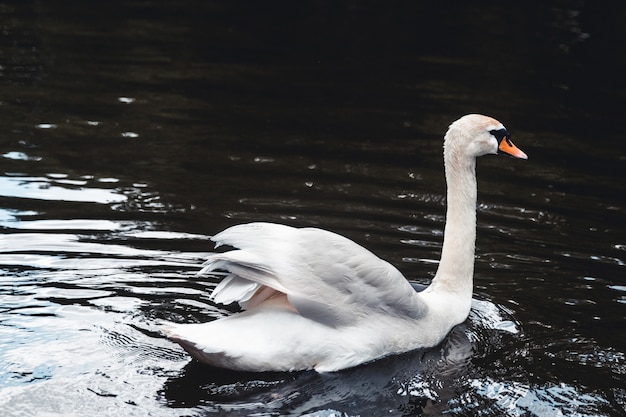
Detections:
[1, 1, 625, 416]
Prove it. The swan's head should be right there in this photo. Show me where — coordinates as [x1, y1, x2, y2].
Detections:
[444, 114, 528, 160]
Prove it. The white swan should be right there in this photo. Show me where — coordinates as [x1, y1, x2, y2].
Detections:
[163, 114, 527, 372]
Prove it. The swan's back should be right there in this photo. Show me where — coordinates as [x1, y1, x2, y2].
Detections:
[164, 223, 434, 371]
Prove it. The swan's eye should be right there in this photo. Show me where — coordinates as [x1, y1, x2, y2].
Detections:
[489, 128, 511, 145]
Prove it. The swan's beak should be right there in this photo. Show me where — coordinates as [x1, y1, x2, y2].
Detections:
[498, 137, 528, 159]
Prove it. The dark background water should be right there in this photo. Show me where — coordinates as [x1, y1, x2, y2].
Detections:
[0, 1, 625, 416]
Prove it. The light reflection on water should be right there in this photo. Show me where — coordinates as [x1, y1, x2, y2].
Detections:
[0, 175, 127, 203]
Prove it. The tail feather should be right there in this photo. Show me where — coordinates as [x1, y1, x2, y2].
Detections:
[162, 323, 233, 368]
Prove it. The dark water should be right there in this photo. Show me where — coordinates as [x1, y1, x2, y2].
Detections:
[1, 1, 625, 416]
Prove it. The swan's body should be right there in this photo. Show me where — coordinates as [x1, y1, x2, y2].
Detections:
[164, 114, 527, 372]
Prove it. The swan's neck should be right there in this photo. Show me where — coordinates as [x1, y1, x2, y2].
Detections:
[432, 153, 477, 295]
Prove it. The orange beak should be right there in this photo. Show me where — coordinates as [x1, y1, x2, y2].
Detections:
[499, 137, 528, 159]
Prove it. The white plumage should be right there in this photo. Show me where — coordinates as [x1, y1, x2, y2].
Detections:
[163, 114, 527, 372]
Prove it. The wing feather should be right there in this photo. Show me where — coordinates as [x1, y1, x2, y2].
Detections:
[201, 222, 426, 326]
[210, 274, 258, 305]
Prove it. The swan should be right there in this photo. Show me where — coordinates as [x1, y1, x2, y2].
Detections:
[163, 114, 527, 372]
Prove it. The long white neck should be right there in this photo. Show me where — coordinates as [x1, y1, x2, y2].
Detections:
[431, 144, 477, 296]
